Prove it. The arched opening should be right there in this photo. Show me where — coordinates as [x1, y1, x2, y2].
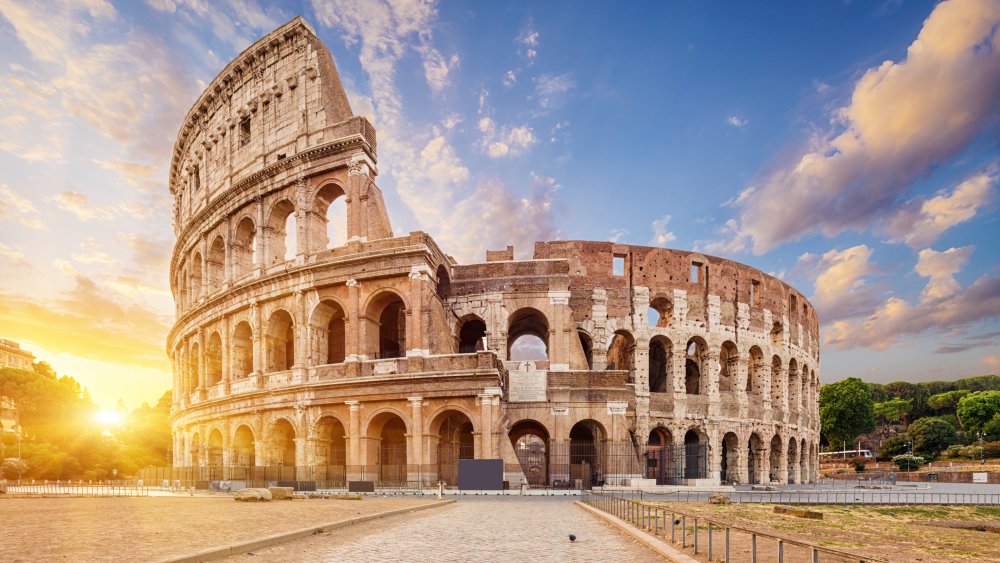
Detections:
[191, 252, 203, 302]
[648, 295, 673, 328]
[788, 358, 799, 411]
[509, 420, 549, 487]
[365, 292, 406, 359]
[367, 412, 408, 484]
[436, 265, 451, 301]
[176, 270, 187, 310]
[683, 429, 707, 480]
[801, 366, 810, 413]
[232, 425, 255, 470]
[313, 183, 347, 250]
[207, 429, 224, 479]
[507, 308, 549, 361]
[646, 427, 674, 484]
[770, 355, 783, 406]
[265, 199, 295, 266]
[206, 332, 222, 386]
[189, 342, 201, 391]
[649, 336, 672, 393]
[577, 330, 594, 369]
[179, 348, 190, 396]
[770, 321, 784, 348]
[569, 420, 606, 488]
[748, 433, 764, 484]
[787, 437, 799, 484]
[430, 410, 475, 486]
[747, 346, 764, 395]
[190, 432, 200, 466]
[266, 309, 295, 372]
[270, 419, 297, 481]
[719, 341, 737, 393]
[457, 315, 486, 354]
[232, 217, 256, 279]
[685, 338, 706, 395]
[310, 300, 346, 365]
[801, 437, 809, 484]
[313, 416, 347, 485]
[231, 321, 253, 378]
[207, 236, 225, 292]
[769, 435, 783, 483]
[721, 431, 740, 484]
[606, 330, 635, 382]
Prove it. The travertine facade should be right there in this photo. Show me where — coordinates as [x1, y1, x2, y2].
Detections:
[168, 17, 820, 487]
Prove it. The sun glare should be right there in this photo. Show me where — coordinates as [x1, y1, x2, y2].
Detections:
[96, 409, 124, 426]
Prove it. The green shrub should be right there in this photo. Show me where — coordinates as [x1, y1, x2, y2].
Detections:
[892, 454, 925, 471]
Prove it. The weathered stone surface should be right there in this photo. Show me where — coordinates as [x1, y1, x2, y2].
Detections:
[234, 488, 272, 502]
[269, 487, 294, 500]
[168, 17, 821, 491]
[773, 505, 822, 519]
[708, 493, 731, 505]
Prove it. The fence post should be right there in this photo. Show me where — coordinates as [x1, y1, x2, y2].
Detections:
[682, 515, 686, 548]
[671, 512, 676, 543]
[752, 533, 757, 563]
[725, 527, 730, 563]
[694, 518, 699, 554]
[778, 539, 784, 563]
[708, 522, 713, 560]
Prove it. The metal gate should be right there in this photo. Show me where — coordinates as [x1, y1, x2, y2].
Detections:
[645, 443, 708, 484]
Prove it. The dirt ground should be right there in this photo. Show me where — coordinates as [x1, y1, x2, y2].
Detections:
[0, 495, 436, 562]
[642, 501, 1000, 562]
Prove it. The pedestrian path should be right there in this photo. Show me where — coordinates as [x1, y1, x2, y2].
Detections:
[230, 497, 663, 562]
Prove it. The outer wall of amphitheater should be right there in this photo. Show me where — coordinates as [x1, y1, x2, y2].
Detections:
[167, 17, 820, 489]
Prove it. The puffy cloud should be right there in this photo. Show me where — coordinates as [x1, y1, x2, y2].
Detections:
[0, 184, 44, 229]
[503, 70, 517, 87]
[146, 0, 286, 53]
[723, 0, 1000, 254]
[534, 73, 574, 110]
[51, 191, 117, 221]
[883, 172, 996, 247]
[478, 116, 537, 158]
[650, 215, 677, 246]
[608, 228, 629, 243]
[825, 246, 1000, 350]
[726, 115, 748, 128]
[92, 159, 162, 192]
[696, 219, 751, 257]
[0, 242, 28, 269]
[804, 245, 882, 322]
[418, 47, 459, 93]
[518, 26, 539, 63]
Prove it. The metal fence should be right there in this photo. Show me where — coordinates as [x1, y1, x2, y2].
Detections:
[604, 489, 1000, 506]
[3, 481, 149, 497]
[585, 493, 887, 562]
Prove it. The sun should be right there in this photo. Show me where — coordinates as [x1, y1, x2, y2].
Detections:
[96, 409, 124, 427]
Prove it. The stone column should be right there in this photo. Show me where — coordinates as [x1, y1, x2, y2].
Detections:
[293, 290, 306, 376]
[408, 397, 424, 483]
[477, 392, 493, 459]
[197, 329, 207, 393]
[254, 197, 265, 275]
[221, 318, 231, 393]
[548, 290, 571, 371]
[407, 268, 429, 356]
[706, 350, 721, 417]
[778, 440, 789, 484]
[200, 237, 209, 302]
[347, 155, 371, 241]
[346, 279, 362, 360]
[707, 428, 721, 483]
[346, 401, 362, 481]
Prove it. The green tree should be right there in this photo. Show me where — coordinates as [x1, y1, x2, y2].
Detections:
[957, 391, 1000, 433]
[874, 398, 912, 425]
[928, 390, 971, 416]
[820, 378, 876, 449]
[983, 413, 1000, 441]
[879, 436, 909, 459]
[907, 417, 957, 458]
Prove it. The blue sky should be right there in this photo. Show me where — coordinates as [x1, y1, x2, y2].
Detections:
[0, 0, 998, 408]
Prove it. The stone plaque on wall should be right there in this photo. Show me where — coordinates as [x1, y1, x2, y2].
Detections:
[509, 366, 547, 402]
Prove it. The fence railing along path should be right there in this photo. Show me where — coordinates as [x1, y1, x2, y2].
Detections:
[604, 488, 1000, 505]
[586, 493, 887, 563]
[3, 480, 149, 497]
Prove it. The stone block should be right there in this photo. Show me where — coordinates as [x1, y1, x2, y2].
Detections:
[234, 488, 272, 502]
[268, 486, 294, 500]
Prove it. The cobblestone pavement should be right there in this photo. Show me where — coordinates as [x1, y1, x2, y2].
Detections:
[231, 497, 663, 562]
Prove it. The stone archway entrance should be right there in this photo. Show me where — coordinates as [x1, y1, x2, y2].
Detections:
[509, 420, 549, 487]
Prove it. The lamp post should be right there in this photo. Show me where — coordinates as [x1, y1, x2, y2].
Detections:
[978, 431, 985, 465]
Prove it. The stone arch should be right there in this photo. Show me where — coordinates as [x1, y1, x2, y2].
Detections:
[232, 216, 256, 278]
[769, 434, 783, 483]
[189, 341, 201, 390]
[313, 415, 347, 484]
[266, 309, 295, 372]
[231, 321, 254, 378]
[770, 320, 784, 348]
[788, 358, 800, 411]
[508, 307, 550, 361]
[721, 431, 741, 484]
[268, 417, 297, 469]
[569, 419, 607, 488]
[683, 428, 708, 479]
[206, 331, 222, 386]
[365, 410, 409, 483]
[577, 329, 594, 369]
[648, 335, 673, 393]
[264, 198, 296, 266]
[364, 290, 407, 359]
[179, 347, 191, 396]
[207, 235, 225, 292]
[309, 299, 347, 365]
[648, 294, 673, 328]
[606, 330, 635, 380]
[719, 340, 738, 393]
[747, 346, 764, 395]
[190, 251, 203, 302]
[747, 432, 765, 484]
[207, 428, 224, 475]
[428, 409, 475, 485]
[770, 355, 783, 406]
[232, 424, 256, 467]
[801, 437, 809, 483]
[787, 436, 799, 484]
[457, 314, 486, 354]
[646, 426, 674, 484]
[685, 337, 708, 395]
[312, 181, 347, 251]
[509, 419, 551, 487]
[190, 431, 201, 466]
[436, 264, 451, 300]
[801, 365, 811, 412]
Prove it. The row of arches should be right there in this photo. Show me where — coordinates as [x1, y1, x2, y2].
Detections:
[174, 183, 348, 311]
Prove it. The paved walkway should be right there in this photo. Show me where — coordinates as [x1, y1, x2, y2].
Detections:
[230, 497, 663, 562]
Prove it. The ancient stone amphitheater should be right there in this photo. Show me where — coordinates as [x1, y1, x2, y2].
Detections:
[168, 17, 820, 489]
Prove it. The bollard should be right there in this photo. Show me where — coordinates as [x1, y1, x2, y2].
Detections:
[811, 547, 818, 563]
[725, 527, 730, 563]
[682, 515, 686, 548]
[751, 534, 757, 563]
[437, 481, 443, 500]
[778, 539, 783, 563]
[694, 518, 699, 554]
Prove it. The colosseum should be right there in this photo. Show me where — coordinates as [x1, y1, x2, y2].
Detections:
[168, 17, 820, 489]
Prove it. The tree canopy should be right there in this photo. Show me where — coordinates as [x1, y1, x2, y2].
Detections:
[956, 391, 1000, 433]
[820, 377, 876, 449]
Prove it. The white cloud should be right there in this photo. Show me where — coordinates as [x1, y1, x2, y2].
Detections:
[883, 172, 996, 247]
[51, 191, 118, 222]
[503, 70, 517, 87]
[727, 115, 748, 128]
[805, 245, 882, 323]
[0, 184, 44, 229]
[0, 242, 28, 268]
[696, 219, 751, 257]
[825, 245, 1000, 350]
[723, 0, 1000, 254]
[650, 215, 677, 246]
[534, 73, 574, 109]
[478, 117, 537, 158]
[608, 228, 629, 243]
[518, 26, 539, 63]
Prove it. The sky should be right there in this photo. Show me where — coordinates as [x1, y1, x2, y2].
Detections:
[0, 0, 998, 410]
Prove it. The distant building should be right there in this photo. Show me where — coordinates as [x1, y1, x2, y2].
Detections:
[0, 338, 35, 370]
[0, 396, 16, 434]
